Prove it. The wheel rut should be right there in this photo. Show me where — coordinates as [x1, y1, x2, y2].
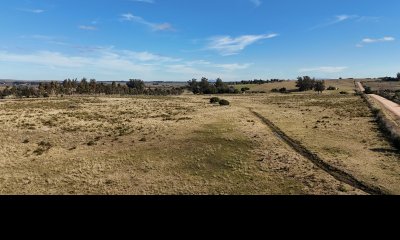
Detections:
[250, 109, 390, 195]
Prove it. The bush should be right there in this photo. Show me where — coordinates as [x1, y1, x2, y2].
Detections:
[339, 91, 348, 95]
[279, 87, 287, 93]
[271, 88, 279, 93]
[327, 86, 337, 91]
[219, 99, 230, 106]
[364, 86, 373, 94]
[210, 97, 220, 104]
[241, 87, 250, 92]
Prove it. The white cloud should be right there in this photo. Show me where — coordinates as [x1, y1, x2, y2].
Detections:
[79, 25, 98, 31]
[207, 33, 278, 56]
[250, 0, 262, 7]
[215, 63, 252, 71]
[0, 47, 253, 81]
[335, 15, 355, 23]
[357, 36, 395, 47]
[120, 50, 181, 62]
[311, 14, 360, 30]
[17, 8, 45, 14]
[299, 66, 348, 73]
[0, 50, 166, 75]
[121, 13, 175, 31]
[362, 36, 395, 43]
[130, 0, 155, 3]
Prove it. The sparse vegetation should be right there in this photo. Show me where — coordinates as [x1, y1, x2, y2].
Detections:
[314, 81, 326, 94]
[188, 77, 239, 94]
[1, 79, 399, 195]
[296, 76, 316, 92]
[0, 78, 184, 99]
[364, 86, 373, 94]
[210, 97, 220, 104]
[219, 99, 230, 106]
[33, 141, 52, 155]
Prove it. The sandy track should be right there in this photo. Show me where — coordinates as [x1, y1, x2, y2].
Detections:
[369, 94, 400, 118]
[251, 110, 386, 195]
[357, 82, 365, 92]
[357, 82, 400, 118]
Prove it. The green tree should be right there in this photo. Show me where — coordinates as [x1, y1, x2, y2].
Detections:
[187, 78, 199, 94]
[77, 78, 89, 94]
[397, 72, 400, 80]
[127, 79, 145, 93]
[296, 76, 316, 91]
[89, 79, 97, 94]
[314, 81, 326, 94]
[215, 78, 224, 89]
[199, 77, 210, 94]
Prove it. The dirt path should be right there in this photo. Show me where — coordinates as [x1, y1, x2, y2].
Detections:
[369, 94, 400, 119]
[250, 109, 389, 195]
[357, 81, 400, 118]
[357, 82, 365, 92]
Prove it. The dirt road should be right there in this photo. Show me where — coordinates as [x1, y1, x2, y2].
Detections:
[356, 82, 400, 118]
[370, 94, 400, 118]
[357, 82, 365, 92]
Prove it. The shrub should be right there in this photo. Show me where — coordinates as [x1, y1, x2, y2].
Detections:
[279, 87, 287, 93]
[241, 87, 250, 92]
[33, 141, 52, 155]
[219, 99, 230, 106]
[339, 91, 348, 95]
[210, 97, 220, 104]
[327, 86, 337, 90]
[364, 86, 373, 94]
[271, 88, 279, 93]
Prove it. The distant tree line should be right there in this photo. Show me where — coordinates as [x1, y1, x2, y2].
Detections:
[296, 76, 326, 93]
[379, 73, 400, 82]
[239, 79, 284, 85]
[0, 78, 184, 99]
[187, 78, 240, 94]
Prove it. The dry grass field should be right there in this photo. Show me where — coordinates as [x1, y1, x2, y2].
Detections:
[1, 80, 399, 195]
[239, 92, 400, 194]
[363, 81, 400, 91]
[233, 79, 362, 93]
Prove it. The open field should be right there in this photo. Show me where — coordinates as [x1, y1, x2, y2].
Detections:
[233, 79, 362, 93]
[363, 81, 400, 91]
[1, 82, 400, 195]
[233, 81, 297, 92]
[240, 92, 400, 194]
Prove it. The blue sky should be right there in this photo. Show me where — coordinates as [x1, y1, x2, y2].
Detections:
[0, 0, 399, 81]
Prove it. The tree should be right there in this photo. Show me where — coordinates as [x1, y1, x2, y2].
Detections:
[296, 76, 316, 91]
[77, 78, 89, 94]
[215, 78, 224, 89]
[397, 72, 400, 81]
[89, 79, 97, 94]
[187, 79, 199, 94]
[199, 77, 210, 94]
[314, 81, 326, 94]
[127, 79, 145, 93]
